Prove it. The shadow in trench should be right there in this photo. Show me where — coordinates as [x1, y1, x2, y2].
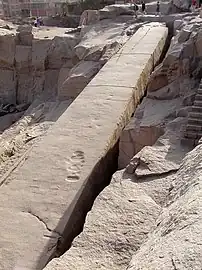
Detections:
[35, 141, 119, 270]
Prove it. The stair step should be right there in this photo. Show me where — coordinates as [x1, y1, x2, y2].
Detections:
[197, 88, 202, 94]
[191, 106, 202, 113]
[189, 111, 202, 119]
[186, 124, 202, 132]
[184, 131, 202, 139]
[188, 117, 202, 125]
[194, 100, 202, 107]
[195, 94, 202, 101]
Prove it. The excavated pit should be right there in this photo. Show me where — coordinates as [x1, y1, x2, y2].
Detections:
[0, 19, 168, 270]
[41, 25, 172, 267]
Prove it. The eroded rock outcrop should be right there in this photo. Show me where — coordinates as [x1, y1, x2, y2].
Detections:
[118, 15, 202, 168]
[0, 17, 134, 105]
[44, 176, 161, 270]
[44, 111, 190, 270]
[128, 143, 202, 270]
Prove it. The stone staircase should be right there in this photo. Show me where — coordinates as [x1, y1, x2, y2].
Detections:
[183, 80, 202, 146]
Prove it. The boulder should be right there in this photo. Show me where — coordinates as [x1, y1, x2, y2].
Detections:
[43, 171, 161, 270]
[75, 19, 128, 61]
[126, 144, 180, 177]
[99, 5, 134, 20]
[58, 60, 101, 100]
[172, 0, 190, 11]
[147, 26, 198, 93]
[147, 76, 197, 100]
[75, 44, 103, 61]
[147, 64, 169, 92]
[178, 29, 191, 43]
[46, 36, 79, 69]
[126, 116, 188, 176]
[128, 143, 202, 270]
[176, 106, 192, 117]
[118, 97, 181, 169]
[79, 10, 100, 26]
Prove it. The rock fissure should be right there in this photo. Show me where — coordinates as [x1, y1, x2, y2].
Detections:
[171, 257, 178, 270]
[0, 3, 202, 270]
[23, 210, 60, 236]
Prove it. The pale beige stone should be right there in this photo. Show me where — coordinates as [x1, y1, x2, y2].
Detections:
[0, 70, 16, 103]
[75, 19, 129, 61]
[0, 34, 15, 68]
[17, 72, 45, 104]
[44, 174, 161, 270]
[32, 39, 51, 71]
[58, 60, 101, 100]
[46, 36, 79, 69]
[15, 45, 32, 71]
[0, 24, 167, 270]
[44, 117, 189, 270]
[128, 143, 202, 270]
[44, 70, 59, 97]
[79, 10, 100, 26]
[118, 97, 181, 169]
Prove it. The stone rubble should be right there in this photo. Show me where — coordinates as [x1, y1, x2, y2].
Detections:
[119, 13, 202, 168]
[44, 11, 202, 270]
[0, 13, 138, 181]
[0, 4, 202, 270]
[0, 15, 133, 105]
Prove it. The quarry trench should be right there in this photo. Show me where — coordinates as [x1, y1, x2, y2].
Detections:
[41, 25, 172, 268]
[0, 20, 169, 270]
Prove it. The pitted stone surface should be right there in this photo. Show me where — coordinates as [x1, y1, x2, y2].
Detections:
[0, 24, 167, 270]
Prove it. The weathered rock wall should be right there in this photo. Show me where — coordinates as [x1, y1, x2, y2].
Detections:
[0, 26, 79, 104]
[127, 142, 202, 270]
[0, 23, 167, 270]
[119, 15, 202, 168]
[0, 19, 129, 105]
[40, 23, 168, 270]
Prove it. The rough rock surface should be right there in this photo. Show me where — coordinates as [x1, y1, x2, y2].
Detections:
[118, 97, 181, 168]
[128, 143, 202, 270]
[147, 17, 202, 93]
[0, 23, 168, 270]
[0, 16, 133, 104]
[44, 113, 189, 270]
[58, 60, 101, 99]
[79, 10, 100, 26]
[44, 174, 161, 270]
[172, 0, 190, 11]
[118, 16, 202, 169]
[1, 9, 202, 270]
[0, 98, 71, 178]
[126, 117, 188, 177]
[75, 19, 128, 61]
